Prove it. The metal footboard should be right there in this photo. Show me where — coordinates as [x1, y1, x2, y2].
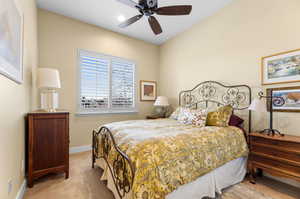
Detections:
[92, 127, 135, 198]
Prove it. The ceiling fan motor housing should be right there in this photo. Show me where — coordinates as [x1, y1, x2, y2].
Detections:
[140, 0, 157, 9]
[147, 0, 157, 8]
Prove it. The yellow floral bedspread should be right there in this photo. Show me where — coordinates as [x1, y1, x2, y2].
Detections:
[97, 119, 248, 199]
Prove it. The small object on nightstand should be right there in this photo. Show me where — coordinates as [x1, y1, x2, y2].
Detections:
[248, 132, 300, 184]
[26, 111, 69, 188]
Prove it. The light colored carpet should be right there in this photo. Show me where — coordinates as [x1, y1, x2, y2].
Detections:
[222, 183, 274, 199]
[24, 152, 300, 199]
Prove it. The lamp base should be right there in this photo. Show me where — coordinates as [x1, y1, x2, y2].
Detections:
[259, 129, 284, 137]
[40, 89, 59, 112]
[154, 106, 167, 118]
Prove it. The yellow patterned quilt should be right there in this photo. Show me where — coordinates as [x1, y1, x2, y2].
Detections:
[97, 119, 248, 199]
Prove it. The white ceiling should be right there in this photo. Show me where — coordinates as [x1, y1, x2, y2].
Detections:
[37, 0, 233, 45]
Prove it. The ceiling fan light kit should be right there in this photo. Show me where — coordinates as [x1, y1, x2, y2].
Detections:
[116, 0, 192, 35]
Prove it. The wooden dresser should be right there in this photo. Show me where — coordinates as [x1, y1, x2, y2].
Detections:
[26, 111, 69, 187]
[248, 132, 300, 183]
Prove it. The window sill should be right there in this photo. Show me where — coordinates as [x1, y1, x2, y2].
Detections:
[75, 110, 139, 116]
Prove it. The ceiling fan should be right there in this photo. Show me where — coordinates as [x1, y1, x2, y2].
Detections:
[116, 0, 192, 35]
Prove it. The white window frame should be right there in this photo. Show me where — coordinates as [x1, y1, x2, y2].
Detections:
[77, 49, 138, 115]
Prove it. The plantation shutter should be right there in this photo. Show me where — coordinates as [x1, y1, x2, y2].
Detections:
[79, 51, 110, 110]
[78, 50, 136, 113]
[111, 60, 135, 109]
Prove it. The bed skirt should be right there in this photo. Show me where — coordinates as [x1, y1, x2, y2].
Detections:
[96, 156, 247, 199]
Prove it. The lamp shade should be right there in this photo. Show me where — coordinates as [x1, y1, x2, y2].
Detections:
[154, 96, 169, 106]
[37, 68, 61, 89]
[248, 98, 266, 112]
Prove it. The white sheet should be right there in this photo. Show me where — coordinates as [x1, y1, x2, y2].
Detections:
[97, 156, 247, 199]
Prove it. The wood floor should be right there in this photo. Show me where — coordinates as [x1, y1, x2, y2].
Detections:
[24, 152, 300, 199]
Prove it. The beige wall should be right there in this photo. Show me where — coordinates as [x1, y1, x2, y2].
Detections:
[159, 0, 300, 136]
[0, 0, 38, 198]
[38, 9, 160, 147]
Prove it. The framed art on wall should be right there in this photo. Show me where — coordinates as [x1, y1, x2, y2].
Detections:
[140, 80, 157, 101]
[0, 0, 23, 84]
[267, 86, 300, 112]
[262, 49, 300, 85]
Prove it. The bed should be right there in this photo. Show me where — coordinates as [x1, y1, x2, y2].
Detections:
[92, 81, 252, 199]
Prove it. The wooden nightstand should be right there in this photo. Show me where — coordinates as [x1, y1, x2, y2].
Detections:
[248, 132, 300, 184]
[146, 115, 165, 119]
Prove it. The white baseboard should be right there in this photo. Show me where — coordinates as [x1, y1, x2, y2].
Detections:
[69, 145, 92, 154]
[15, 180, 26, 199]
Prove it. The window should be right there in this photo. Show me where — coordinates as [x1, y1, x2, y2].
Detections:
[78, 50, 137, 114]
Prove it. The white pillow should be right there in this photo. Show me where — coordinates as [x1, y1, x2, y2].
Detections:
[169, 107, 182, 120]
[177, 107, 193, 124]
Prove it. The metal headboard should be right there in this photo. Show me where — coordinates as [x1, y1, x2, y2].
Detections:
[179, 81, 252, 133]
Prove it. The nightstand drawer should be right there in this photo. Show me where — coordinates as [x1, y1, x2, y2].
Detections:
[248, 133, 300, 183]
[250, 136, 300, 152]
[251, 144, 300, 166]
[250, 154, 300, 176]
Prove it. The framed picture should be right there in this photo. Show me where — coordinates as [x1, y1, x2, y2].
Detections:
[261, 49, 300, 85]
[267, 86, 300, 112]
[140, 80, 157, 101]
[0, 0, 23, 84]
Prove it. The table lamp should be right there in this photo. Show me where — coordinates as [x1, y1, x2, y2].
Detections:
[154, 96, 169, 117]
[249, 91, 285, 136]
[37, 68, 61, 112]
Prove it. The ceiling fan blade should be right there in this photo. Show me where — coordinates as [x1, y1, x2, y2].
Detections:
[116, 0, 142, 9]
[155, 5, 192, 15]
[148, 16, 162, 35]
[119, 15, 143, 28]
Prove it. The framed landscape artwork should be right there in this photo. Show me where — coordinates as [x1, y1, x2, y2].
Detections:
[262, 49, 300, 85]
[0, 0, 23, 84]
[140, 80, 157, 101]
[267, 86, 300, 112]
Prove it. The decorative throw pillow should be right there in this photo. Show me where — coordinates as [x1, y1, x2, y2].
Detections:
[169, 107, 182, 120]
[191, 109, 207, 127]
[206, 105, 233, 127]
[178, 108, 207, 126]
[229, 114, 244, 127]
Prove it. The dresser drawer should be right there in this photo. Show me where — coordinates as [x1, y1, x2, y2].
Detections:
[250, 136, 300, 152]
[250, 154, 300, 177]
[251, 144, 300, 165]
